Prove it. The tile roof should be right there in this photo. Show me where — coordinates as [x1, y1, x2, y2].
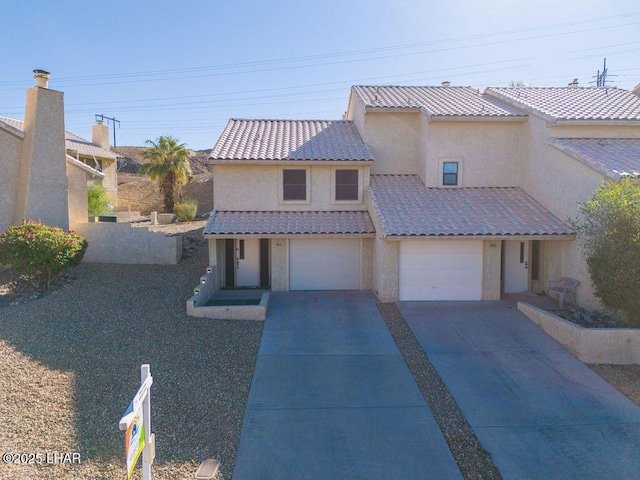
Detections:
[368, 175, 572, 237]
[0, 117, 117, 159]
[549, 138, 640, 180]
[204, 210, 375, 236]
[485, 87, 640, 121]
[210, 119, 373, 162]
[351, 86, 526, 118]
[65, 130, 118, 159]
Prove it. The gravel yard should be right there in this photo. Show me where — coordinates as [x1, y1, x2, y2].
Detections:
[0, 224, 263, 479]
[2, 219, 640, 479]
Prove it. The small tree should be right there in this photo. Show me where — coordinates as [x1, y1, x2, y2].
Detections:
[139, 136, 191, 213]
[0, 221, 88, 290]
[569, 180, 640, 325]
[87, 183, 111, 216]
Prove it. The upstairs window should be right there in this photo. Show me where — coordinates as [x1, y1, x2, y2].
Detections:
[335, 169, 359, 201]
[282, 169, 307, 201]
[443, 162, 459, 186]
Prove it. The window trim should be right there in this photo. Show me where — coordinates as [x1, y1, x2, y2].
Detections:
[440, 159, 463, 187]
[279, 167, 311, 204]
[331, 167, 362, 204]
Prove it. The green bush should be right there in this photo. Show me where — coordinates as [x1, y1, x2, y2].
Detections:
[0, 220, 88, 290]
[173, 200, 198, 222]
[87, 183, 111, 216]
[570, 180, 640, 326]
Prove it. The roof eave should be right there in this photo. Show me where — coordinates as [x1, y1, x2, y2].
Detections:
[551, 119, 640, 127]
[382, 233, 575, 241]
[210, 159, 374, 165]
[204, 232, 376, 239]
[0, 121, 25, 139]
[65, 155, 105, 178]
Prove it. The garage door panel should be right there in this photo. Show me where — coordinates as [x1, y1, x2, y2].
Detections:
[290, 239, 360, 290]
[399, 240, 482, 301]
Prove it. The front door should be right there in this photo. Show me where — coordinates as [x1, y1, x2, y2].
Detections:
[236, 239, 260, 287]
[503, 240, 529, 293]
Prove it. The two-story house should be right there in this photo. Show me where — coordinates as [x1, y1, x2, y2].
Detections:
[205, 119, 376, 292]
[203, 83, 640, 310]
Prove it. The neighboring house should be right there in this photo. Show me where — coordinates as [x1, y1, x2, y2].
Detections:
[65, 122, 119, 204]
[0, 70, 109, 232]
[205, 82, 640, 309]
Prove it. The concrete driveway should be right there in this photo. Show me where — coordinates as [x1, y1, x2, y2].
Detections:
[232, 291, 462, 480]
[398, 301, 640, 480]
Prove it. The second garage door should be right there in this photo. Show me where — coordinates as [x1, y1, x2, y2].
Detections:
[290, 238, 360, 290]
[399, 240, 483, 301]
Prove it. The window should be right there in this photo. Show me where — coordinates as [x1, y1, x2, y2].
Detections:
[335, 169, 359, 201]
[283, 169, 307, 201]
[443, 162, 459, 186]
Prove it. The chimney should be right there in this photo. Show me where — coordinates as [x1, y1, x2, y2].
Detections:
[14, 70, 69, 229]
[568, 78, 579, 88]
[92, 119, 110, 149]
[33, 69, 50, 88]
[441, 81, 451, 87]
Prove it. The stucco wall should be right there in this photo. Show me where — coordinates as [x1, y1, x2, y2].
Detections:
[72, 222, 182, 265]
[482, 240, 502, 300]
[100, 157, 118, 203]
[421, 120, 524, 187]
[361, 238, 374, 290]
[67, 162, 89, 223]
[372, 236, 399, 302]
[213, 164, 369, 211]
[0, 129, 22, 232]
[16, 87, 69, 230]
[361, 112, 421, 175]
[521, 116, 607, 309]
[270, 238, 289, 291]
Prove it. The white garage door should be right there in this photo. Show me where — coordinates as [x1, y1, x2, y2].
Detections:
[290, 239, 360, 290]
[399, 240, 483, 301]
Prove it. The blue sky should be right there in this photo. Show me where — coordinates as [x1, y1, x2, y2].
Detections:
[1, 1, 639, 150]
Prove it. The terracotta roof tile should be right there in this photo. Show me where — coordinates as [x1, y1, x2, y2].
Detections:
[352, 86, 526, 118]
[485, 87, 640, 121]
[210, 119, 373, 162]
[368, 175, 572, 237]
[204, 210, 375, 235]
[550, 138, 640, 180]
[0, 116, 117, 159]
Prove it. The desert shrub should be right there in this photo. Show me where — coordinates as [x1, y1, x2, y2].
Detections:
[173, 200, 198, 222]
[0, 220, 88, 290]
[88, 183, 111, 216]
[569, 180, 640, 326]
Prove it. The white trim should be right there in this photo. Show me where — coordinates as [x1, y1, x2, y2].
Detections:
[330, 167, 363, 205]
[439, 158, 463, 187]
[278, 167, 311, 205]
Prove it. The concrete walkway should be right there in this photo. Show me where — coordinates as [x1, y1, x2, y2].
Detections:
[399, 301, 640, 480]
[232, 291, 462, 480]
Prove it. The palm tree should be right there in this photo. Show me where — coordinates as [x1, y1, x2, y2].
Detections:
[140, 136, 191, 213]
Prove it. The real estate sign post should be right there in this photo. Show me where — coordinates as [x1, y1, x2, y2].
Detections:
[119, 364, 155, 480]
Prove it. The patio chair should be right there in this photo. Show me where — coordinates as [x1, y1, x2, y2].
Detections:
[548, 277, 580, 307]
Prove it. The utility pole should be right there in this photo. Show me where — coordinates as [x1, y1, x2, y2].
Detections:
[95, 114, 121, 147]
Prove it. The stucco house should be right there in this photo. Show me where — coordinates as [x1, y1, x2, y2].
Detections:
[0, 71, 116, 233]
[203, 82, 640, 309]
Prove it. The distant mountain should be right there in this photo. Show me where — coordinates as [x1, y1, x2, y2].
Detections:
[113, 146, 212, 174]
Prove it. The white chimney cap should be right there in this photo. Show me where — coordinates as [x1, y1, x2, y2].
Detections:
[33, 69, 50, 88]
